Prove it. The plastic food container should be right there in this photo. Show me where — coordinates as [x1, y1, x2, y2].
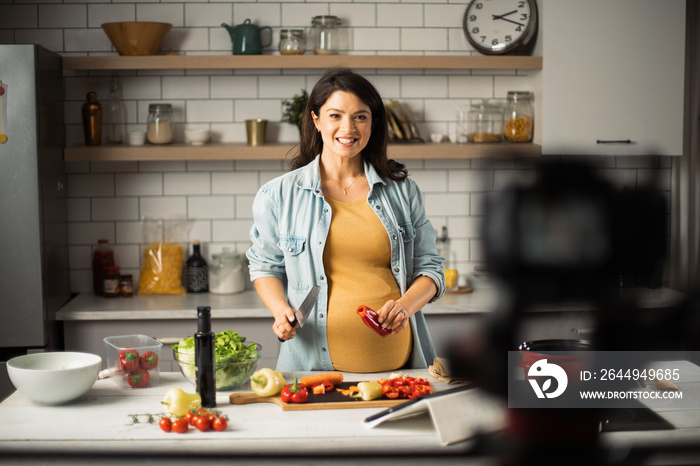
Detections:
[103, 334, 162, 389]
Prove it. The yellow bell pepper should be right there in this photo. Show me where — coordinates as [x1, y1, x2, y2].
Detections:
[354, 381, 383, 401]
[161, 387, 202, 418]
[250, 368, 286, 397]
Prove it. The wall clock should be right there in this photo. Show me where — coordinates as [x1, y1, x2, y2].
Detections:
[463, 0, 538, 55]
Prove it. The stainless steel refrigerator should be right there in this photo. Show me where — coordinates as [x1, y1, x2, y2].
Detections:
[0, 44, 71, 400]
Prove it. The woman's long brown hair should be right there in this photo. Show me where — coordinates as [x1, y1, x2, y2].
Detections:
[289, 67, 407, 181]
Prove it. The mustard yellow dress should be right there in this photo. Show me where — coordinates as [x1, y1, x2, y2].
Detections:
[323, 196, 412, 372]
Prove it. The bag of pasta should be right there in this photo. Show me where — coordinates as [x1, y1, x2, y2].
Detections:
[137, 219, 187, 295]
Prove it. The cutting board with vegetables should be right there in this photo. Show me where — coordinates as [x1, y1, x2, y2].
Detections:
[229, 382, 405, 411]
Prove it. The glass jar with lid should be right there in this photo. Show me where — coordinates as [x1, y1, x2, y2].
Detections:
[467, 99, 503, 143]
[279, 29, 306, 55]
[147, 103, 174, 144]
[503, 91, 534, 143]
[310, 15, 341, 55]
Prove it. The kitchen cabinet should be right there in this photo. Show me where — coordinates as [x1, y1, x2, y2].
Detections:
[62, 54, 543, 162]
[541, 0, 686, 156]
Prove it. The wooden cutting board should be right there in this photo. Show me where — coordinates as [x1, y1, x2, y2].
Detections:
[229, 382, 405, 411]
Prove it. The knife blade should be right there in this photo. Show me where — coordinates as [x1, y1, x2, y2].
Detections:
[279, 285, 320, 342]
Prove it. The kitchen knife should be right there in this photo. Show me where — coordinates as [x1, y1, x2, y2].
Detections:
[279, 285, 320, 342]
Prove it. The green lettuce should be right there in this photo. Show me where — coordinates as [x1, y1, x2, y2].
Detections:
[173, 330, 260, 389]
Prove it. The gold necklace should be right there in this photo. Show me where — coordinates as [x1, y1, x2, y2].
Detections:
[321, 171, 365, 196]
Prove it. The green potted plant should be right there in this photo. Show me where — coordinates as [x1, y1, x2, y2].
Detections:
[281, 89, 309, 135]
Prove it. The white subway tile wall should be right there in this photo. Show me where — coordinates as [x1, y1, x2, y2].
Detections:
[1, 0, 671, 294]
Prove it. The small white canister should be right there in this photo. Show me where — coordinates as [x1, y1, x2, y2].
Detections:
[209, 248, 246, 294]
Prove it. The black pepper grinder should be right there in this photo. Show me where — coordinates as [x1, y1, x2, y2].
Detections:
[195, 306, 216, 408]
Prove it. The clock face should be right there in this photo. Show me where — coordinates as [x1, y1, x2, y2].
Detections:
[463, 0, 537, 55]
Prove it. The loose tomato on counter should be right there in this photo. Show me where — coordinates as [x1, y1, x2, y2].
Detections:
[171, 418, 189, 434]
[159, 417, 172, 433]
[157, 409, 228, 434]
[212, 416, 228, 431]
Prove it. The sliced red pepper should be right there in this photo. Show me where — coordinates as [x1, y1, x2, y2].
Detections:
[356, 305, 391, 337]
[127, 367, 150, 388]
[281, 378, 308, 403]
[140, 351, 158, 370]
[312, 385, 326, 395]
[380, 376, 432, 400]
[311, 380, 334, 395]
[119, 349, 140, 373]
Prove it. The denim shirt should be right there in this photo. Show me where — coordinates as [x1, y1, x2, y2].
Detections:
[246, 155, 446, 371]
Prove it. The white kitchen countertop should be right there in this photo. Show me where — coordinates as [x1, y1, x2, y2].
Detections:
[1, 364, 700, 464]
[56, 287, 687, 322]
[0, 370, 474, 461]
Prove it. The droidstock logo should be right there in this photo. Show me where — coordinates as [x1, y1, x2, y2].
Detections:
[527, 359, 568, 399]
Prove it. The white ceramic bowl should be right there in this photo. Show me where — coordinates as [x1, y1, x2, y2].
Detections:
[128, 131, 147, 146]
[185, 128, 210, 145]
[7, 352, 102, 405]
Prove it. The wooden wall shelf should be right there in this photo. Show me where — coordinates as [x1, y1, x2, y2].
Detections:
[62, 54, 542, 162]
[64, 142, 541, 162]
[62, 54, 543, 71]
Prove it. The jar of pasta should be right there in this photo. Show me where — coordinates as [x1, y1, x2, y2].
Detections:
[503, 91, 534, 143]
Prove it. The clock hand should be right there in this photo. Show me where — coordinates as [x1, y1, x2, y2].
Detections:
[495, 16, 525, 28]
[492, 10, 518, 20]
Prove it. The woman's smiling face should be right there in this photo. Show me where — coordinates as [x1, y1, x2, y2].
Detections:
[312, 90, 372, 161]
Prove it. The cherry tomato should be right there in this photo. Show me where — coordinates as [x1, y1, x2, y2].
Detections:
[385, 390, 400, 399]
[193, 415, 212, 432]
[185, 411, 195, 425]
[212, 416, 228, 432]
[171, 418, 189, 434]
[158, 417, 172, 433]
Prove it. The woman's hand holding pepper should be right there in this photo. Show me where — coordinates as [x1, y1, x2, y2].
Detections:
[377, 276, 439, 334]
[376, 299, 410, 334]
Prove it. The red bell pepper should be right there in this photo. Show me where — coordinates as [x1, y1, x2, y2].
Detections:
[127, 367, 150, 388]
[356, 305, 391, 337]
[119, 349, 140, 373]
[140, 351, 158, 370]
[280, 378, 308, 403]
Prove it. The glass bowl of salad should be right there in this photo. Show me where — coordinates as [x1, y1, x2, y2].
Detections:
[172, 330, 261, 391]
